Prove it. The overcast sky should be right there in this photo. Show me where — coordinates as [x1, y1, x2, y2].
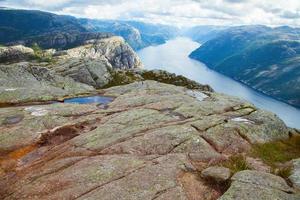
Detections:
[1, 0, 300, 27]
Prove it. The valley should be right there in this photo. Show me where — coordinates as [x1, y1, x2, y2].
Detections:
[138, 37, 300, 129]
[0, 6, 300, 200]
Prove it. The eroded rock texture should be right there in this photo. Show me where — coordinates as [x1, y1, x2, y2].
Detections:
[0, 36, 142, 105]
[1, 81, 296, 200]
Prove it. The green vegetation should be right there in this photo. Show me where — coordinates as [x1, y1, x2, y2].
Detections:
[31, 43, 43, 58]
[274, 166, 292, 179]
[190, 25, 300, 108]
[103, 69, 143, 88]
[249, 134, 300, 179]
[251, 135, 300, 166]
[141, 70, 213, 91]
[220, 154, 250, 174]
[31, 43, 53, 62]
[216, 135, 300, 179]
[103, 69, 213, 91]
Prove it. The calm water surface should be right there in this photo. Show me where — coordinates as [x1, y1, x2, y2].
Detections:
[64, 96, 113, 105]
[138, 37, 300, 128]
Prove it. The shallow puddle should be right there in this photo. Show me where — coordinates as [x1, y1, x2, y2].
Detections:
[63, 96, 113, 105]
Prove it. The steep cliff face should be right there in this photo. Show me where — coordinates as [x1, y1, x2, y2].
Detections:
[9, 32, 113, 50]
[63, 36, 142, 69]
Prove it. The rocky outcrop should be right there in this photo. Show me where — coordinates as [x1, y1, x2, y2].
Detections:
[51, 58, 113, 89]
[220, 170, 299, 200]
[11, 32, 113, 50]
[201, 167, 231, 183]
[0, 27, 298, 199]
[0, 36, 145, 104]
[0, 45, 35, 63]
[0, 81, 296, 200]
[0, 62, 94, 105]
[290, 158, 300, 191]
[63, 36, 142, 69]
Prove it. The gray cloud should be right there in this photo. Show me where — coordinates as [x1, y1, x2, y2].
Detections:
[1, 0, 300, 27]
[281, 11, 300, 19]
[223, 0, 248, 3]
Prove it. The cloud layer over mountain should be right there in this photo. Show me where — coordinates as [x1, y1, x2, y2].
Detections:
[1, 0, 300, 27]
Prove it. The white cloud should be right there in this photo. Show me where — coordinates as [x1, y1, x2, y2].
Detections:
[1, 0, 300, 27]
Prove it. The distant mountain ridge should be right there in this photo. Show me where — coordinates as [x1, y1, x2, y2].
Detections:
[183, 25, 228, 43]
[0, 8, 178, 50]
[80, 19, 179, 50]
[190, 25, 300, 108]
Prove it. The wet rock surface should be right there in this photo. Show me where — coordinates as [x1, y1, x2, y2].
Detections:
[0, 81, 297, 200]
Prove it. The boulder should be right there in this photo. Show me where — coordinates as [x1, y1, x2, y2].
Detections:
[201, 166, 231, 182]
[219, 170, 298, 200]
[64, 36, 142, 69]
[0, 45, 34, 63]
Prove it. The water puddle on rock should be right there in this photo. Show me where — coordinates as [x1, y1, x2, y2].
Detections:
[63, 96, 113, 105]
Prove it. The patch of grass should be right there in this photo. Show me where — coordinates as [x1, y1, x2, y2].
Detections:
[220, 154, 250, 174]
[251, 135, 300, 167]
[273, 166, 292, 180]
[103, 69, 143, 88]
[141, 70, 213, 91]
[31, 43, 53, 63]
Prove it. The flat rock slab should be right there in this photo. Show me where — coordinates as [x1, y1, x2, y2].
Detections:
[0, 81, 292, 199]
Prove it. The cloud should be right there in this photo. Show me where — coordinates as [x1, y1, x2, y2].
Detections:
[1, 0, 300, 27]
[281, 11, 300, 19]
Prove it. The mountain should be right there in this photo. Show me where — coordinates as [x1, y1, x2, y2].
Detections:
[0, 8, 178, 50]
[183, 25, 228, 43]
[0, 9, 86, 41]
[190, 25, 300, 108]
[79, 19, 179, 50]
[1, 35, 298, 200]
[0, 10, 300, 199]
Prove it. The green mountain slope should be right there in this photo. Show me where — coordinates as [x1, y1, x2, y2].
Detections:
[190, 25, 300, 108]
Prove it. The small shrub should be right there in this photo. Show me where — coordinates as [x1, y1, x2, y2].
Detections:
[103, 69, 143, 88]
[273, 166, 292, 179]
[141, 70, 213, 91]
[31, 43, 53, 62]
[220, 154, 250, 174]
[251, 135, 300, 167]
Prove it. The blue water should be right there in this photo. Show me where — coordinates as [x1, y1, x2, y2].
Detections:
[64, 96, 113, 105]
[138, 37, 300, 129]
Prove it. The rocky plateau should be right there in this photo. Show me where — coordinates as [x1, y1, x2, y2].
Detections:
[0, 35, 299, 200]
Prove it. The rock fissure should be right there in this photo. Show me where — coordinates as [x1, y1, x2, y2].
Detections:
[74, 162, 155, 199]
